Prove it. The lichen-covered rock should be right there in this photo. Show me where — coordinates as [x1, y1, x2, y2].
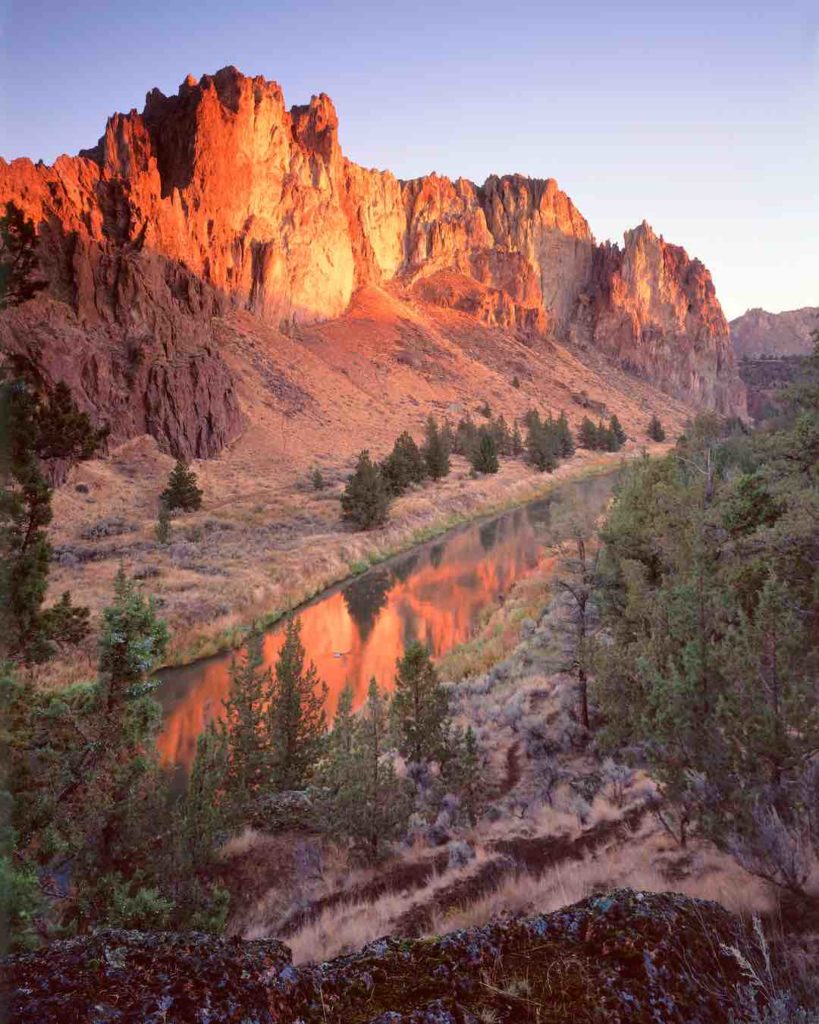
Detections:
[1, 928, 292, 1023]
[2, 890, 760, 1023]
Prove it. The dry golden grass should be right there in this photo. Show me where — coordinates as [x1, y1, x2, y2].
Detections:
[427, 821, 774, 937]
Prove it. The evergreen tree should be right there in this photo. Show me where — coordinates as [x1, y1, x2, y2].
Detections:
[381, 431, 426, 496]
[310, 466, 326, 491]
[441, 724, 486, 825]
[1, 370, 102, 662]
[184, 721, 229, 868]
[470, 428, 499, 474]
[422, 416, 450, 480]
[155, 501, 172, 545]
[223, 628, 271, 818]
[490, 414, 512, 456]
[439, 419, 456, 460]
[647, 414, 666, 442]
[512, 375, 521, 389]
[341, 450, 390, 529]
[556, 410, 575, 458]
[323, 679, 410, 861]
[526, 415, 561, 473]
[511, 420, 524, 457]
[267, 616, 328, 791]
[596, 421, 616, 451]
[160, 459, 203, 512]
[454, 415, 479, 459]
[0, 202, 46, 308]
[578, 416, 599, 449]
[609, 414, 627, 448]
[390, 641, 450, 764]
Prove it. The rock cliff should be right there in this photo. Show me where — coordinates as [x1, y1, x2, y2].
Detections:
[1, 890, 761, 1023]
[730, 306, 818, 358]
[0, 66, 745, 457]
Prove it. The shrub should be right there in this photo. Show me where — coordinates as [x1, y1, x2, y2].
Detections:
[341, 450, 390, 530]
[161, 459, 203, 512]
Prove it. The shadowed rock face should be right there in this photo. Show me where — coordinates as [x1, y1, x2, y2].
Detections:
[1, 890, 759, 1023]
[0, 66, 745, 458]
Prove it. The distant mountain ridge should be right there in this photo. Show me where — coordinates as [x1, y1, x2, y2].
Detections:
[730, 306, 818, 359]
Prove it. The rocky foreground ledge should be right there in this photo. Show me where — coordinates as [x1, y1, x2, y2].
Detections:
[2, 889, 759, 1023]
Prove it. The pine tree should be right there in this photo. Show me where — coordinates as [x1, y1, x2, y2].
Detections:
[341, 450, 390, 529]
[578, 416, 599, 449]
[470, 428, 499, 474]
[267, 616, 328, 791]
[223, 628, 271, 817]
[160, 459, 203, 512]
[422, 416, 450, 480]
[155, 501, 172, 544]
[390, 641, 450, 764]
[0, 202, 46, 308]
[310, 466, 326, 491]
[491, 414, 512, 456]
[609, 415, 627, 448]
[647, 414, 666, 442]
[323, 679, 410, 861]
[454, 415, 479, 459]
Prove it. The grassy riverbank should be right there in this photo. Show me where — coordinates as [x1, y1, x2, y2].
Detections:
[36, 442, 665, 689]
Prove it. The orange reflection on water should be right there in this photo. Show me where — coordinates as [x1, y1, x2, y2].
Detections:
[156, 507, 545, 771]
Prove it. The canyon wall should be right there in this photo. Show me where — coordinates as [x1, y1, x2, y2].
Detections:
[730, 306, 818, 358]
[0, 66, 745, 455]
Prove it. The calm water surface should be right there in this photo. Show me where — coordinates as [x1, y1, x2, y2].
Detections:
[156, 471, 618, 772]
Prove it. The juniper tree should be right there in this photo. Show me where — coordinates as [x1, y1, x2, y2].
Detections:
[310, 466, 326, 491]
[341, 450, 390, 529]
[160, 459, 203, 512]
[470, 428, 499, 474]
[390, 641, 450, 765]
[647, 414, 666, 442]
[422, 416, 450, 480]
[267, 616, 328, 791]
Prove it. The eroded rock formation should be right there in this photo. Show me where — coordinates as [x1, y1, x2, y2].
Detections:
[0, 66, 745, 458]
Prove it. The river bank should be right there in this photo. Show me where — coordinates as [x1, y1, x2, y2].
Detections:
[39, 440, 666, 691]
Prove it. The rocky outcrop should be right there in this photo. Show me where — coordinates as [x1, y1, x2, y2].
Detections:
[730, 306, 818, 358]
[1, 890, 761, 1023]
[0, 65, 746, 454]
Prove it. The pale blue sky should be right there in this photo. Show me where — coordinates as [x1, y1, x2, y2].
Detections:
[1, 0, 817, 318]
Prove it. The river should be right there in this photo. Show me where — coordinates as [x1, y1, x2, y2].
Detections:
[156, 469, 618, 774]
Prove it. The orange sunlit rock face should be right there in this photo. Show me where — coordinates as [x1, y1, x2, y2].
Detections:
[157, 504, 548, 771]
